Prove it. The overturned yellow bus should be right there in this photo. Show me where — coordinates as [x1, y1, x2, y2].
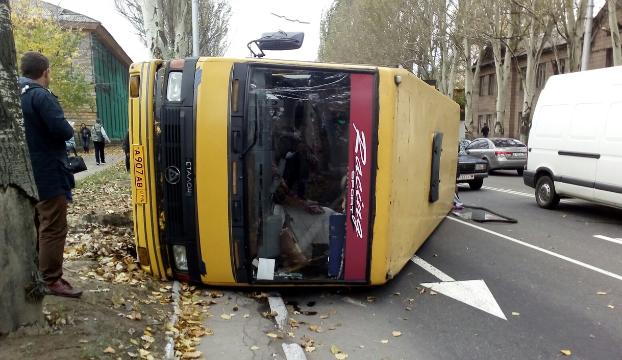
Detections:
[128, 57, 459, 286]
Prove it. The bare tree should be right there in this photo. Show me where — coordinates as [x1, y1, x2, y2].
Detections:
[115, 0, 231, 58]
[0, 0, 43, 334]
[518, 0, 556, 143]
[554, 0, 588, 72]
[608, 0, 622, 66]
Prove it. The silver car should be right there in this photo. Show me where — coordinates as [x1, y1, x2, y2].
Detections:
[465, 138, 527, 175]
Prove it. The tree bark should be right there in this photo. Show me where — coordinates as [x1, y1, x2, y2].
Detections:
[609, 0, 622, 66]
[0, 0, 43, 335]
[142, 0, 166, 58]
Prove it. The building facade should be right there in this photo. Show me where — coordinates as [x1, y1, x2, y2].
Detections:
[42, 2, 132, 140]
[471, 3, 622, 140]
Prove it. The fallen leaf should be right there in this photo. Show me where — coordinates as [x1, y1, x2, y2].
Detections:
[320, 314, 329, 319]
[405, 306, 412, 311]
[139, 349, 150, 357]
[429, 291, 438, 295]
[380, 339, 389, 344]
[220, 314, 231, 320]
[305, 346, 316, 352]
[330, 345, 341, 355]
[511, 312, 520, 316]
[608, 304, 615, 309]
[78, 339, 89, 343]
[266, 332, 278, 338]
[243, 314, 250, 318]
[182, 351, 203, 359]
[392, 331, 402, 337]
[127, 352, 138, 358]
[336, 354, 348, 360]
[560, 349, 572, 356]
[393, 292, 401, 296]
[250, 345, 260, 351]
[596, 291, 607, 295]
[103, 346, 116, 354]
[309, 324, 323, 333]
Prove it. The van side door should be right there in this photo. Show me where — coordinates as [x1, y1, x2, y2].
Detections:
[594, 101, 622, 206]
[554, 103, 603, 200]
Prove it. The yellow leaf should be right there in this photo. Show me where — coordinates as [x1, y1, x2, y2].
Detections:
[220, 314, 231, 320]
[511, 312, 520, 316]
[560, 349, 572, 356]
[392, 331, 402, 337]
[181, 351, 202, 359]
[596, 291, 607, 295]
[305, 346, 316, 352]
[103, 346, 116, 354]
[250, 345, 260, 351]
[330, 345, 340, 355]
[380, 339, 389, 344]
[266, 332, 278, 338]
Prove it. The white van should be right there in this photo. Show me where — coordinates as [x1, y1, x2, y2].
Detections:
[524, 66, 622, 209]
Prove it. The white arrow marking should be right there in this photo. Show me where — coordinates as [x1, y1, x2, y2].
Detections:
[594, 235, 622, 246]
[420, 280, 507, 320]
[412, 256, 507, 320]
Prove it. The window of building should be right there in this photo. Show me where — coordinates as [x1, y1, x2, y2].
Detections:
[488, 74, 496, 96]
[552, 59, 565, 75]
[479, 75, 487, 96]
[606, 48, 613, 68]
[536, 63, 546, 89]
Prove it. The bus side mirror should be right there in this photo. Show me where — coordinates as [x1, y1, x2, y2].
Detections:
[247, 32, 304, 58]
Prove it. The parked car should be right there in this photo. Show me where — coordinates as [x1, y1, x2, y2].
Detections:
[524, 66, 622, 209]
[457, 146, 488, 190]
[465, 137, 527, 175]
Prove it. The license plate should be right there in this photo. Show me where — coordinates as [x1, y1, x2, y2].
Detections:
[132, 145, 147, 204]
[513, 152, 526, 157]
[457, 174, 475, 181]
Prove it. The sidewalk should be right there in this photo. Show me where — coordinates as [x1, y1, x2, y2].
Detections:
[74, 146, 125, 181]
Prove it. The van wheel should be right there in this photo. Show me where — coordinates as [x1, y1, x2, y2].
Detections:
[469, 178, 483, 190]
[517, 169, 524, 176]
[535, 176, 560, 209]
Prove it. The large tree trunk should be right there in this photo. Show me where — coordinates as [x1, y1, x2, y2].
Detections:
[142, 0, 167, 58]
[0, 0, 43, 335]
[563, 0, 587, 72]
[464, 43, 482, 137]
[609, 0, 622, 66]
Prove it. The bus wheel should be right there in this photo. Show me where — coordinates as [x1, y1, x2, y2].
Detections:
[535, 175, 560, 209]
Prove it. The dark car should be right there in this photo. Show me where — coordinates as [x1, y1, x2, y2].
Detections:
[457, 150, 488, 190]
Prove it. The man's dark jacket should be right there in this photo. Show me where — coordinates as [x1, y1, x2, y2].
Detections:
[19, 77, 75, 201]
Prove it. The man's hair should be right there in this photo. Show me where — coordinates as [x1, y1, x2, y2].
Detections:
[20, 51, 50, 79]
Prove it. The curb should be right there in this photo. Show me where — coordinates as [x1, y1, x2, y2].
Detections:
[165, 281, 181, 360]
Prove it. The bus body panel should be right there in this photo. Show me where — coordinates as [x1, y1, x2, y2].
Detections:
[129, 60, 168, 279]
[194, 59, 236, 284]
[385, 68, 459, 278]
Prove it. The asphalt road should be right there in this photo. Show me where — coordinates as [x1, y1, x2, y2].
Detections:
[198, 171, 622, 360]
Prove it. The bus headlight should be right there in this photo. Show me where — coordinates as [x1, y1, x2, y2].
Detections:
[166, 72, 183, 102]
[475, 163, 487, 171]
[172, 245, 188, 271]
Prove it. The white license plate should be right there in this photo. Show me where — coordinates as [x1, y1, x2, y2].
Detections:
[513, 152, 526, 157]
[458, 174, 475, 181]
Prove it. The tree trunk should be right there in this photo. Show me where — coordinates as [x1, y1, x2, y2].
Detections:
[0, 0, 43, 334]
[564, 0, 587, 72]
[142, 0, 166, 58]
[609, 0, 622, 66]
[464, 44, 482, 137]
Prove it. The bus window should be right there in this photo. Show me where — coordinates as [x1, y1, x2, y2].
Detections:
[245, 67, 361, 282]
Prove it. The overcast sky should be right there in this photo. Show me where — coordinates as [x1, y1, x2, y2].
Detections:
[47, 0, 607, 63]
[49, 0, 334, 62]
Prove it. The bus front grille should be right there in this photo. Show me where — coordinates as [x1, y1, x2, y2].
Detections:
[161, 107, 184, 241]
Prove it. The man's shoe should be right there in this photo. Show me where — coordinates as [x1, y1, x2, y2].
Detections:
[46, 278, 82, 298]
[96, 162, 100, 165]
[101, 161, 106, 164]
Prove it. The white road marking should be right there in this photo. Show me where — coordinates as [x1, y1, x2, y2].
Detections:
[411, 256, 507, 320]
[282, 343, 307, 360]
[411, 256, 455, 282]
[447, 216, 622, 281]
[482, 186, 534, 198]
[268, 296, 288, 329]
[420, 280, 507, 320]
[594, 235, 622, 246]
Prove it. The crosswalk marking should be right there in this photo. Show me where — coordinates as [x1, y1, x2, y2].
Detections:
[593, 235, 622, 246]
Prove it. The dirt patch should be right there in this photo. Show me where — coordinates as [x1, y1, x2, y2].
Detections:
[0, 162, 173, 359]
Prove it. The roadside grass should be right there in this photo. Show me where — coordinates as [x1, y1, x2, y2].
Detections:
[75, 161, 129, 190]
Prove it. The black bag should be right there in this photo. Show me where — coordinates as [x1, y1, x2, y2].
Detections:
[67, 147, 87, 174]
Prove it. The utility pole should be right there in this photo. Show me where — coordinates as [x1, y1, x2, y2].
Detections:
[581, 0, 595, 71]
[192, 0, 199, 57]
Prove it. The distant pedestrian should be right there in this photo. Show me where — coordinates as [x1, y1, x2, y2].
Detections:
[91, 118, 110, 165]
[79, 123, 91, 153]
[19, 51, 82, 298]
[123, 131, 130, 172]
[482, 123, 490, 138]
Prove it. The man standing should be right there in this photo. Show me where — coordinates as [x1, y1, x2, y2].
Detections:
[19, 51, 82, 298]
[482, 123, 490, 138]
[91, 118, 110, 165]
